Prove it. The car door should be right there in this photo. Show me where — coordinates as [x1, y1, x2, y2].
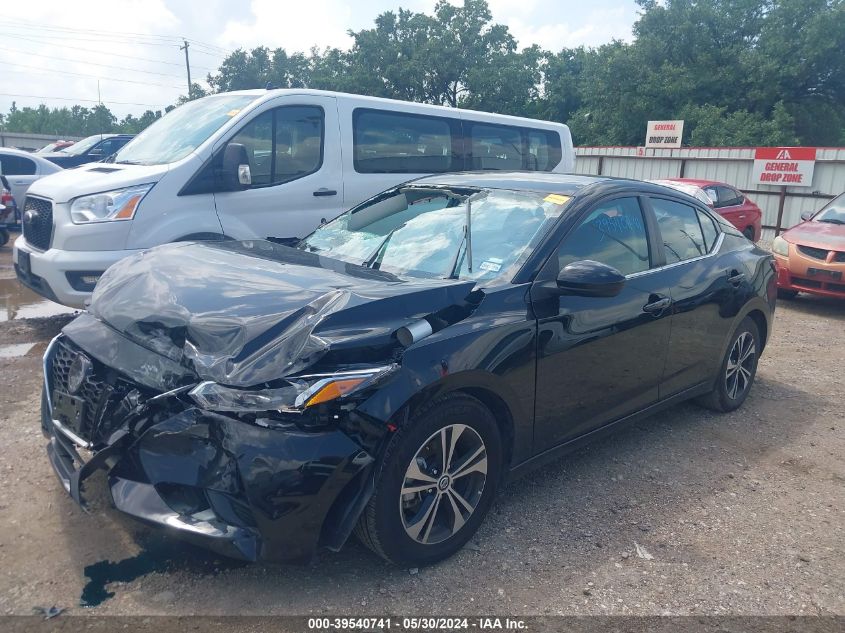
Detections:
[712, 185, 746, 228]
[213, 95, 344, 241]
[531, 195, 673, 452]
[0, 153, 38, 206]
[646, 196, 737, 397]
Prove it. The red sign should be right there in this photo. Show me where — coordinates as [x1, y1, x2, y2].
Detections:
[752, 147, 816, 187]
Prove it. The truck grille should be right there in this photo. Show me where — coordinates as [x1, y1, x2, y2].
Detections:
[22, 196, 53, 250]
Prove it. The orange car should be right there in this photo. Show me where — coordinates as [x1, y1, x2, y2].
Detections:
[772, 192, 845, 299]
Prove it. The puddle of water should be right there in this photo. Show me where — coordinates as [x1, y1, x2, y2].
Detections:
[0, 277, 76, 322]
[80, 534, 246, 607]
[0, 342, 36, 358]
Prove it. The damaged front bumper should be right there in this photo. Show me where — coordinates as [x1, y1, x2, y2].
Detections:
[41, 333, 376, 564]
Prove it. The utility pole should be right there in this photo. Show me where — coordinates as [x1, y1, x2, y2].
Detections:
[180, 39, 192, 100]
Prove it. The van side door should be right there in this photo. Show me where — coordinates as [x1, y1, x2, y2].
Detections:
[213, 94, 343, 241]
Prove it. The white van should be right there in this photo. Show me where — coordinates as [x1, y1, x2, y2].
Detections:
[14, 89, 574, 307]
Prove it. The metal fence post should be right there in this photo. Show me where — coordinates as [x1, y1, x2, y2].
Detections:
[775, 186, 787, 236]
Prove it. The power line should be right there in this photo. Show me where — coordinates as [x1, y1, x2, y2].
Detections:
[0, 45, 189, 80]
[3, 61, 185, 89]
[0, 15, 232, 55]
[0, 92, 170, 108]
[0, 33, 216, 71]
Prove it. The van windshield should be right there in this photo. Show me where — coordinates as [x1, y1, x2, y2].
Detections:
[111, 94, 260, 166]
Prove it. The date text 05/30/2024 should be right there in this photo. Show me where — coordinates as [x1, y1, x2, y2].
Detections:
[307, 617, 528, 631]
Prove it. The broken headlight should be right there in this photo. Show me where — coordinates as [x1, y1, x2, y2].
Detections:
[188, 364, 398, 413]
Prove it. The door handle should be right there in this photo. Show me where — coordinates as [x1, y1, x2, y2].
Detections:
[643, 295, 671, 315]
[14, 180, 26, 185]
[727, 270, 745, 285]
[313, 188, 337, 197]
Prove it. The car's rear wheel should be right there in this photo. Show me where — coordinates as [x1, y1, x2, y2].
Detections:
[742, 226, 755, 241]
[0, 229, 9, 247]
[777, 288, 798, 300]
[355, 393, 501, 566]
[697, 317, 760, 412]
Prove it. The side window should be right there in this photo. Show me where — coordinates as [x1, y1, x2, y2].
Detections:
[703, 186, 718, 205]
[527, 130, 562, 171]
[0, 154, 36, 176]
[651, 198, 708, 264]
[353, 109, 455, 174]
[95, 139, 119, 156]
[716, 186, 742, 207]
[469, 123, 523, 170]
[697, 210, 719, 251]
[229, 106, 324, 187]
[558, 197, 650, 276]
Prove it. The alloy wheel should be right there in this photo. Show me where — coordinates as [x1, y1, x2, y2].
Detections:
[726, 331, 756, 400]
[399, 424, 487, 545]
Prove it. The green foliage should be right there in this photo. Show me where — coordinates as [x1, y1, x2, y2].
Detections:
[2, 0, 843, 146]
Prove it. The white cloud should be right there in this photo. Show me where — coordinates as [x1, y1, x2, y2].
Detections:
[217, 0, 355, 53]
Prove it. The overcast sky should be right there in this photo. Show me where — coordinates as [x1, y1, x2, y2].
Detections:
[0, 0, 639, 119]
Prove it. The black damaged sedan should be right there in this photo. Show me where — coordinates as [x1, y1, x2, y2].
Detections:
[41, 173, 775, 566]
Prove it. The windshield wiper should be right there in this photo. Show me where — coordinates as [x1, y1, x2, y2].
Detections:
[362, 225, 404, 269]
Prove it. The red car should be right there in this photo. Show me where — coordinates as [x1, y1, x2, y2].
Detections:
[772, 192, 845, 300]
[656, 179, 763, 242]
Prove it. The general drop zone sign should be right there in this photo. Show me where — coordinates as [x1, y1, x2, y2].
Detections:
[752, 147, 817, 187]
[645, 120, 684, 148]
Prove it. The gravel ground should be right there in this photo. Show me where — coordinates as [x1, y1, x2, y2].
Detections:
[0, 246, 842, 617]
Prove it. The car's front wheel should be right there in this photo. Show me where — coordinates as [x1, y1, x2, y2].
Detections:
[697, 316, 760, 412]
[355, 393, 502, 566]
[777, 288, 798, 300]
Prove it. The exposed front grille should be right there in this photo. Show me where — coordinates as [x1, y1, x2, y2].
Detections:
[51, 339, 109, 440]
[22, 196, 53, 250]
[797, 245, 829, 261]
[835, 252, 845, 263]
[792, 277, 823, 289]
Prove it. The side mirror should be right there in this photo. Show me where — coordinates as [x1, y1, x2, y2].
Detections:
[800, 211, 813, 222]
[556, 260, 626, 298]
[220, 143, 251, 191]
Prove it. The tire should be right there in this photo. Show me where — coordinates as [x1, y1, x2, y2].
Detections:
[697, 317, 760, 413]
[355, 393, 502, 566]
[0, 229, 9, 247]
[777, 288, 798, 300]
[742, 226, 755, 242]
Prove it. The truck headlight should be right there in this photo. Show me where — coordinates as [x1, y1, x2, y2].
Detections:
[188, 365, 398, 413]
[772, 236, 789, 257]
[70, 183, 154, 224]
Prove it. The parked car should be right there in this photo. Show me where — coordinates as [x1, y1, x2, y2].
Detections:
[41, 172, 775, 565]
[15, 89, 575, 308]
[772, 192, 845, 299]
[652, 178, 762, 242]
[0, 148, 62, 217]
[39, 133, 134, 168]
[0, 176, 16, 247]
[37, 140, 76, 154]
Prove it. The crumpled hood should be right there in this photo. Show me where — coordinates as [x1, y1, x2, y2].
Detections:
[27, 162, 169, 203]
[783, 221, 845, 251]
[89, 240, 477, 387]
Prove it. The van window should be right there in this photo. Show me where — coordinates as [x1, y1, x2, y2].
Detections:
[470, 124, 524, 170]
[528, 130, 562, 171]
[353, 109, 457, 174]
[229, 105, 324, 187]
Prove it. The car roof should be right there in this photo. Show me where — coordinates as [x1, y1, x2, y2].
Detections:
[412, 171, 614, 195]
[668, 177, 730, 188]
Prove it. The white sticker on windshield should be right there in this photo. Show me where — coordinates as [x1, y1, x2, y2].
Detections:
[479, 261, 502, 272]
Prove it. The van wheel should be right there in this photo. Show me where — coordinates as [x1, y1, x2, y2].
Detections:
[355, 394, 501, 566]
[697, 317, 760, 413]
